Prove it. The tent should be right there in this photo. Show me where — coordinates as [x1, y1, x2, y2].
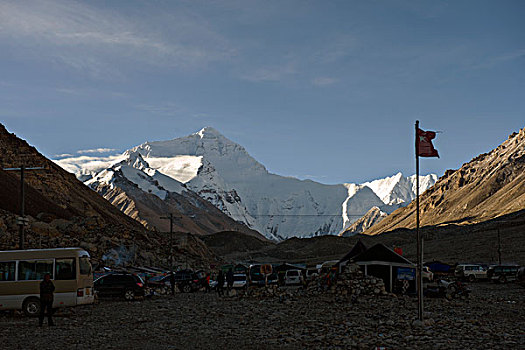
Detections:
[275, 263, 306, 273]
[352, 243, 416, 293]
[275, 263, 306, 284]
[424, 261, 453, 274]
[336, 240, 368, 272]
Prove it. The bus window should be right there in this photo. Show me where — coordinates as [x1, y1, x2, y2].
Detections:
[79, 257, 92, 275]
[55, 258, 76, 280]
[18, 260, 54, 281]
[0, 261, 16, 281]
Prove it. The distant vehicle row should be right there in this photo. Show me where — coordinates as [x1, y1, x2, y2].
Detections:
[454, 264, 521, 283]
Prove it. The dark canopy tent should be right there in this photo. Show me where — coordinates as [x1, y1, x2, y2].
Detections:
[336, 240, 367, 272]
[275, 263, 306, 273]
[353, 244, 413, 265]
[337, 240, 367, 265]
[352, 244, 416, 293]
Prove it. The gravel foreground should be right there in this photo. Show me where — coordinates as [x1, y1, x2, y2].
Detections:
[1, 283, 523, 349]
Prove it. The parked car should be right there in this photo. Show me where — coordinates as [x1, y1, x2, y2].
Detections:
[224, 273, 248, 289]
[306, 269, 319, 280]
[94, 273, 145, 300]
[146, 274, 174, 293]
[284, 269, 303, 285]
[487, 265, 520, 283]
[173, 269, 206, 293]
[454, 264, 487, 282]
[248, 264, 278, 286]
[425, 279, 470, 300]
[517, 267, 525, 287]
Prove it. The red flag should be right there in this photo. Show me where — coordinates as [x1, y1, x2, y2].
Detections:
[417, 128, 439, 158]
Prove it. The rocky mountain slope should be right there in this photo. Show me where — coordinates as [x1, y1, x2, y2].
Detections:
[208, 209, 525, 267]
[0, 124, 220, 268]
[340, 206, 388, 236]
[0, 124, 143, 229]
[86, 154, 263, 237]
[57, 127, 437, 240]
[364, 127, 525, 235]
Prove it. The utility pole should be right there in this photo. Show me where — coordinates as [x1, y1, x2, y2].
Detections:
[497, 229, 502, 265]
[160, 213, 175, 274]
[3, 165, 45, 249]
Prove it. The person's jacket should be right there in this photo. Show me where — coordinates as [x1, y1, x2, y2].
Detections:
[226, 271, 234, 284]
[40, 280, 55, 302]
[217, 273, 225, 285]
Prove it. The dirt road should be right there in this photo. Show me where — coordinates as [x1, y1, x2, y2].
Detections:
[1, 283, 523, 349]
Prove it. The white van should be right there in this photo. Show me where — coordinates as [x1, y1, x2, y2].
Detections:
[284, 270, 302, 285]
[454, 264, 486, 281]
[0, 248, 94, 316]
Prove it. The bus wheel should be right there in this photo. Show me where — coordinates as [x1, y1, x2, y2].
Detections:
[123, 289, 135, 301]
[23, 297, 41, 317]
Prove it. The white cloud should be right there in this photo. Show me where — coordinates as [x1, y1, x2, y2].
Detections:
[77, 148, 117, 154]
[312, 77, 337, 86]
[0, 0, 235, 77]
[54, 153, 74, 158]
[312, 35, 357, 64]
[53, 154, 124, 176]
[241, 62, 297, 82]
[470, 48, 525, 70]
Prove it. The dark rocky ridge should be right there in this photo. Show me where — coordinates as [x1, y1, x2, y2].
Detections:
[0, 124, 219, 268]
[0, 124, 144, 230]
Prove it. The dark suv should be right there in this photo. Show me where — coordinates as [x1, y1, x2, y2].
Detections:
[173, 269, 207, 293]
[94, 273, 145, 300]
[487, 265, 520, 283]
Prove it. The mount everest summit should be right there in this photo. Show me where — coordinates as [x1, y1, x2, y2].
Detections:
[56, 127, 437, 240]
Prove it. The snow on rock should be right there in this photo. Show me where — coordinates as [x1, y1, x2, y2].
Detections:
[58, 127, 437, 240]
[85, 152, 187, 201]
[145, 155, 203, 183]
[340, 206, 389, 237]
[54, 154, 126, 182]
[363, 172, 438, 205]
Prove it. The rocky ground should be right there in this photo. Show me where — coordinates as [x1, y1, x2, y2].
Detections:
[1, 282, 523, 349]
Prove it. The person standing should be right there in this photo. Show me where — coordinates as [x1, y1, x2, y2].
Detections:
[226, 268, 234, 296]
[170, 272, 176, 296]
[39, 273, 55, 327]
[205, 273, 211, 293]
[217, 270, 225, 297]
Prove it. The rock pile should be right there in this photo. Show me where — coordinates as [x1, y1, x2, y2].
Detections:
[305, 264, 388, 298]
[243, 264, 389, 301]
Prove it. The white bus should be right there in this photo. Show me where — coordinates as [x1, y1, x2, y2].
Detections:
[0, 248, 94, 316]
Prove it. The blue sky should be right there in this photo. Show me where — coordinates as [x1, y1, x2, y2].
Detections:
[1, 0, 524, 184]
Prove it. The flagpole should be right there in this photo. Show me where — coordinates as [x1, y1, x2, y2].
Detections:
[415, 120, 423, 322]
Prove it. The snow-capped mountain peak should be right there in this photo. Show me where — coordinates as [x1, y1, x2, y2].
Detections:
[196, 126, 223, 139]
[124, 152, 149, 170]
[85, 152, 187, 201]
[56, 127, 437, 240]
[362, 173, 437, 205]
